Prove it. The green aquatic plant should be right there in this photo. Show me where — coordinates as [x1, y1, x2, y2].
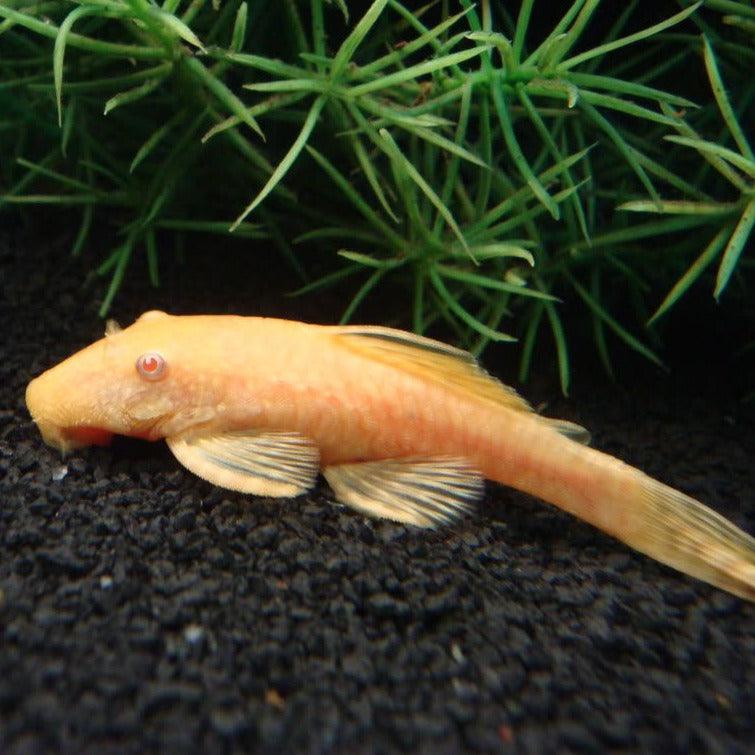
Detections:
[619, 35, 753, 320]
[0, 0, 752, 392]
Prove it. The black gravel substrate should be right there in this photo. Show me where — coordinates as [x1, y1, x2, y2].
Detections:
[1, 227, 753, 754]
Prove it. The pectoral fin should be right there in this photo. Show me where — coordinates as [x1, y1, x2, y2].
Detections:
[166, 430, 320, 497]
[323, 457, 483, 528]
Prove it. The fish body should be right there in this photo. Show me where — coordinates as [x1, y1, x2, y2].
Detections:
[25, 311, 755, 601]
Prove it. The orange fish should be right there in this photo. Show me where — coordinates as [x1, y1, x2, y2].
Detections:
[25, 311, 755, 601]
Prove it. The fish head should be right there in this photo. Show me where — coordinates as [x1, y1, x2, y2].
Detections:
[26, 310, 220, 453]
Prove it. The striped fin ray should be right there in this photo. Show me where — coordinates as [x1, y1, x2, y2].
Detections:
[167, 429, 320, 497]
[630, 476, 755, 601]
[323, 457, 484, 528]
[332, 325, 590, 442]
[332, 325, 533, 413]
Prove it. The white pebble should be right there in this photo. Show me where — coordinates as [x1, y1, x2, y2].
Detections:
[184, 624, 205, 644]
[451, 642, 465, 663]
[51, 465, 68, 481]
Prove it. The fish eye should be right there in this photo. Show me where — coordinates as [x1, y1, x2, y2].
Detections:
[136, 352, 166, 381]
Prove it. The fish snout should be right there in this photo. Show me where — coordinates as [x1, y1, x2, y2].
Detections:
[25, 374, 112, 453]
[26, 376, 69, 453]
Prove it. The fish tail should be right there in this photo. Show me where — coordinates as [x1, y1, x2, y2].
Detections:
[488, 426, 755, 600]
[624, 474, 755, 601]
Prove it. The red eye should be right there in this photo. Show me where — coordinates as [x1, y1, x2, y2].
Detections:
[136, 352, 166, 381]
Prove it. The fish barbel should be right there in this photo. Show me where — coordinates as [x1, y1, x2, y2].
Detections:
[25, 311, 755, 601]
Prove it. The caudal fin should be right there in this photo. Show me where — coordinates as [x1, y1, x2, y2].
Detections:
[629, 477, 755, 601]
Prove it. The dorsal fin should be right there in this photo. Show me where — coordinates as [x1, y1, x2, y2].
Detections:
[332, 326, 592, 443]
[541, 418, 591, 445]
[104, 319, 122, 337]
[331, 325, 533, 413]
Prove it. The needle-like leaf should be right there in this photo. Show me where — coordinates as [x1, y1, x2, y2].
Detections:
[54, 6, 102, 126]
[702, 35, 753, 161]
[715, 198, 755, 299]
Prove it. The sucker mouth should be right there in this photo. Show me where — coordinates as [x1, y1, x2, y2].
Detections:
[32, 418, 114, 453]
[63, 425, 115, 448]
[31, 417, 67, 452]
